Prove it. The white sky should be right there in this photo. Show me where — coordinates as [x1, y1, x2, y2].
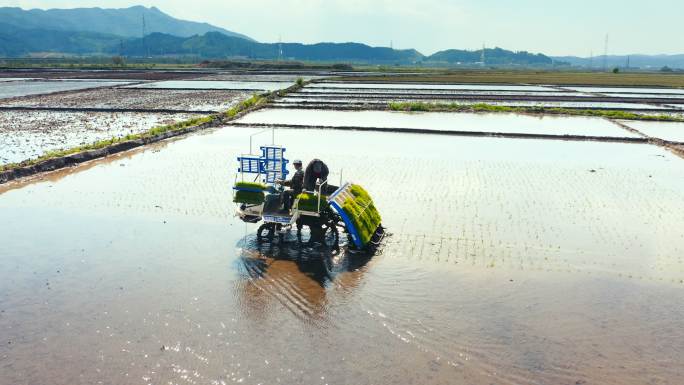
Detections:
[3, 0, 683, 56]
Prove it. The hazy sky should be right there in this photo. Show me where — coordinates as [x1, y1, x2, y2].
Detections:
[4, 0, 683, 56]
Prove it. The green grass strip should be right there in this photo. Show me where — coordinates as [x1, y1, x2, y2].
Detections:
[388, 101, 684, 122]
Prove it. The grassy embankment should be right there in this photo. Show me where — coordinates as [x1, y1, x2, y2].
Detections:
[0, 78, 308, 174]
[388, 101, 684, 122]
[341, 71, 684, 88]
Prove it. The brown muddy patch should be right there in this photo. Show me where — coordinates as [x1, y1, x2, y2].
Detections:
[0, 88, 250, 112]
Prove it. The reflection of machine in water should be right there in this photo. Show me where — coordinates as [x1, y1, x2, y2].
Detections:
[231, 129, 384, 276]
[235, 233, 376, 322]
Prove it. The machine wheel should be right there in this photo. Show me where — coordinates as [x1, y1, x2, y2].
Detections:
[257, 223, 275, 243]
[322, 222, 339, 250]
[321, 224, 344, 275]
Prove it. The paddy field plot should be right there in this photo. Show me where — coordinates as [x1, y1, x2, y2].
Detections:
[0, 88, 250, 113]
[125, 80, 294, 91]
[309, 82, 556, 92]
[0, 80, 134, 99]
[619, 120, 684, 142]
[0, 110, 200, 164]
[237, 108, 642, 138]
[562, 86, 684, 95]
[1, 124, 683, 385]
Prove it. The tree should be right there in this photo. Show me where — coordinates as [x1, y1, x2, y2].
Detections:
[612, 67, 620, 74]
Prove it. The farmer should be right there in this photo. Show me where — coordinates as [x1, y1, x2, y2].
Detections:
[303, 158, 329, 192]
[277, 159, 304, 211]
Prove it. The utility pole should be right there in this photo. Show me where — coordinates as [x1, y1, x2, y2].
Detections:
[278, 35, 283, 61]
[589, 50, 593, 69]
[626, 55, 630, 69]
[142, 14, 147, 58]
[481, 43, 486, 66]
[602, 34, 609, 71]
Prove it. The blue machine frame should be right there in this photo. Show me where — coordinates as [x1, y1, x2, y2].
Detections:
[236, 145, 289, 186]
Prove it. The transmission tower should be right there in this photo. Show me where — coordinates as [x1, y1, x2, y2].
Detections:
[481, 43, 486, 66]
[602, 34, 609, 71]
[142, 14, 147, 57]
[278, 35, 283, 61]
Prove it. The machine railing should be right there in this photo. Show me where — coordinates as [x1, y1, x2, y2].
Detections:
[317, 179, 328, 213]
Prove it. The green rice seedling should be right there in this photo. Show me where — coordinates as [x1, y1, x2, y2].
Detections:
[341, 184, 382, 245]
[233, 190, 265, 205]
[234, 181, 267, 191]
[233, 181, 267, 204]
[295, 192, 329, 212]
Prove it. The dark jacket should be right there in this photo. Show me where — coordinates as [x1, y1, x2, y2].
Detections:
[282, 168, 304, 194]
[303, 159, 329, 191]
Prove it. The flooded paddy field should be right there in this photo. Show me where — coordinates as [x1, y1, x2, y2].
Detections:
[309, 82, 555, 92]
[0, 111, 200, 164]
[237, 108, 643, 139]
[289, 82, 684, 112]
[125, 80, 295, 91]
[0, 88, 250, 113]
[0, 69, 209, 81]
[1, 124, 684, 385]
[0, 70, 260, 165]
[198, 73, 329, 82]
[0, 80, 135, 99]
[620, 120, 684, 142]
[562, 86, 684, 95]
[275, 97, 674, 112]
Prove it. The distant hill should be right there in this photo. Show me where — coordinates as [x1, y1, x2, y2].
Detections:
[552, 54, 684, 70]
[7, 5, 676, 68]
[124, 32, 424, 64]
[0, 25, 424, 64]
[0, 23, 120, 57]
[0, 6, 253, 41]
[426, 48, 553, 66]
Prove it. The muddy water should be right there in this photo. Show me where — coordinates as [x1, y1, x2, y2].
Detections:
[237, 108, 641, 138]
[298, 88, 585, 97]
[0, 89, 250, 112]
[126, 80, 293, 91]
[620, 120, 684, 142]
[278, 97, 670, 111]
[310, 83, 554, 92]
[1, 127, 684, 385]
[564, 86, 684, 95]
[0, 80, 133, 99]
[0, 111, 200, 164]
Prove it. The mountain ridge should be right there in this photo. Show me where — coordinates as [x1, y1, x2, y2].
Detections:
[0, 6, 253, 41]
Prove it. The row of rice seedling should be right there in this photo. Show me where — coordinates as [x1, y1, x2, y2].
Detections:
[342, 184, 382, 245]
[233, 181, 267, 204]
[295, 191, 329, 212]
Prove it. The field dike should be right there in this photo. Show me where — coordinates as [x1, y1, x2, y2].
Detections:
[0, 80, 308, 184]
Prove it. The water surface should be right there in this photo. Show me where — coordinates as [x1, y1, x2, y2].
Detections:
[0, 80, 132, 99]
[1, 126, 683, 384]
[126, 80, 293, 91]
[237, 108, 641, 138]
